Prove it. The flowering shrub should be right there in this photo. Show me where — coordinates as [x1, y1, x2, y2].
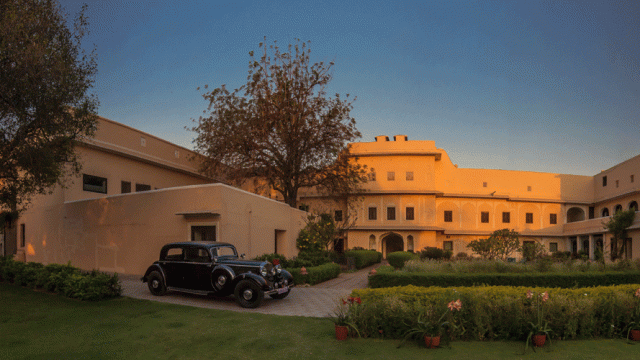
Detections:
[525, 290, 552, 351]
[349, 284, 640, 341]
[399, 299, 462, 347]
[332, 297, 363, 338]
[624, 288, 640, 340]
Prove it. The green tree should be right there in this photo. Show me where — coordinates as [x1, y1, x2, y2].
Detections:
[192, 39, 367, 207]
[520, 240, 546, 261]
[467, 228, 521, 260]
[296, 213, 337, 253]
[0, 0, 98, 212]
[604, 208, 635, 260]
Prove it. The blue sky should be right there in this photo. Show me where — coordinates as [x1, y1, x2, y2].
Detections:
[62, 0, 639, 176]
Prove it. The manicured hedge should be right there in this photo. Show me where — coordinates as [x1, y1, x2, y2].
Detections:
[386, 251, 418, 269]
[287, 262, 341, 285]
[343, 249, 382, 269]
[0, 256, 122, 301]
[368, 270, 640, 288]
[347, 284, 640, 340]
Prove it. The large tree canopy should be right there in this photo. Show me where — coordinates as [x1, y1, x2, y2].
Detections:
[0, 0, 98, 212]
[192, 39, 367, 207]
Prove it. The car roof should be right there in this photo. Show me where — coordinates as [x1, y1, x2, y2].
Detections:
[162, 241, 234, 248]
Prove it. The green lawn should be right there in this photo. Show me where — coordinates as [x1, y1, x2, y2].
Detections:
[1, 283, 638, 360]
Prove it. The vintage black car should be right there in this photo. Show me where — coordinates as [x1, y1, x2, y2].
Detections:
[142, 242, 293, 308]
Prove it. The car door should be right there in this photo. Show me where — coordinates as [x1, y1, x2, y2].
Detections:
[161, 246, 186, 288]
[183, 246, 214, 291]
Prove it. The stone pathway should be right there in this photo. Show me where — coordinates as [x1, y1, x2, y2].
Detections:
[119, 263, 381, 318]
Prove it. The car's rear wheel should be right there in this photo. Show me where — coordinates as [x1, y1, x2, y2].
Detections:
[147, 271, 166, 296]
[269, 288, 290, 299]
[234, 279, 263, 308]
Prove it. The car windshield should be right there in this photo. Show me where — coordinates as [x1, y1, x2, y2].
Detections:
[215, 246, 237, 258]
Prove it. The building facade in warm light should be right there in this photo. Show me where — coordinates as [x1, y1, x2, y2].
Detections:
[6, 117, 305, 275]
[300, 135, 640, 260]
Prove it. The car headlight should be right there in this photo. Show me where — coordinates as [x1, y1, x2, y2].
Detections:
[275, 264, 282, 274]
[260, 266, 268, 277]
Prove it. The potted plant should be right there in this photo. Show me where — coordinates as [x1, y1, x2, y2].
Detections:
[525, 290, 552, 351]
[624, 288, 640, 342]
[400, 299, 462, 349]
[331, 297, 361, 340]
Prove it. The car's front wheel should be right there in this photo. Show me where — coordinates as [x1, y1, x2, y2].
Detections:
[234, 279, 264, 308]
[147, 271, 166, 296]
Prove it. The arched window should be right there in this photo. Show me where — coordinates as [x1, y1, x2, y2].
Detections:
[630, 201, 638, 212]
[614, 204, 623, 213]
[407, 235, 414, 252]
[602, 208, 609, 217]
[369, 235, 376, 250]
[566, 207, 585, 223]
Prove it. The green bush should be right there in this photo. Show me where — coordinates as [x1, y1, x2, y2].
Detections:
[343, 249, 382, 269]
[368, 271, 640, 288]
[419, 247, 452, 260]
[287, 262, 341, 285]
[386, 251, 418, 269]
[0, 257, 121, 301]
[349, 284, 640, 341]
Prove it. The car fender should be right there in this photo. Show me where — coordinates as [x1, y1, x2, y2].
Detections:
[233, 272, 268, 291]
[142, 263, 165, 283]
[279, 269, 294, 286]
[211, 265, 236, 292]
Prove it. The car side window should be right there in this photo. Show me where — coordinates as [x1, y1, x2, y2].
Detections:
[164, 247, 184, 261]
[185, 247, 211, 263]
[216, 246, 236, 257]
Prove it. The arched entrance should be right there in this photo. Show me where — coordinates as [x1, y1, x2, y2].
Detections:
[382, 233, 404, 258]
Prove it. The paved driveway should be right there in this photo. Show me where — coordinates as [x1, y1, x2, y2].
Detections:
[120, 265, 377, 318]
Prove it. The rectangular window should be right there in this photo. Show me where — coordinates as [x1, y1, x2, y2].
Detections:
[387, 207, 396, 220]
[483, 182, 488, 187]
[549, 242, 558, 252]
[387, 172, 395, 181]
[20, 224, 25, 247]
[443, 241, 453, 251]
[298, 204, 309, 211]
[550, 213, 557, 225]
[502, 212, 510, 223]
[334, 210, 343, 222]
[632, 175, 635, 183]
[481, 212, 489, 223]
[369, 171, 376, 181]
[588, 207, 595, 219]
[121, 181, 131, 194]
[527, 186, 532, 192]
[368, 207, 377, 220]
[603, 176, 607, 186]
[406, 207, 415, 221]
[135, 183, 151, 192]
[444, 210, 453, 222]
[191, 225, 216, 242]
[406, 171, 414, 181]
[83, 174, 107, 194]
[526, 213, 533, 224]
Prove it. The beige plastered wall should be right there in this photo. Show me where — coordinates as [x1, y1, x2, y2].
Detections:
[20, 184, 306, 275]
[304, 136, 640, 258]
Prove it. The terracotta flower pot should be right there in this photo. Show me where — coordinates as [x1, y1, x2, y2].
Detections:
[424, 335, 441, 348]
[532, 334, 546, 347]
[335, 324, 348, 341]
[630, 329, 640, 341]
